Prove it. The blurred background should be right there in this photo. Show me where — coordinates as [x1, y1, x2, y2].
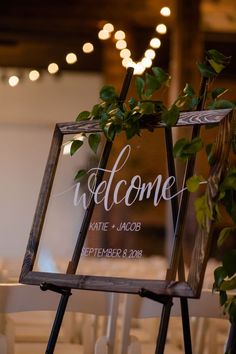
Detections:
[0, 0, 235, 275]
[0, 2, 235, 354]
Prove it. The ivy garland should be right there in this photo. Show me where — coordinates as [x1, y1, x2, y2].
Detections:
[69, 49, 236, 326]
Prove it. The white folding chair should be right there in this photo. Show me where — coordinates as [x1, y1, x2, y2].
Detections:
[119, 289, 229, 354]
[0, 284, 119, 354]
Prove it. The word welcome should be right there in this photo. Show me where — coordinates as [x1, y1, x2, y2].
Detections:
[73, 144, 186, 211]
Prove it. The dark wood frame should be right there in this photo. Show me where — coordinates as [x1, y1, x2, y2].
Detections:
[19, 108, 234, 299]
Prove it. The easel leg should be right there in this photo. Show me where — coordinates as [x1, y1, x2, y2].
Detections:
[180, 297, 192, 354]
[225, 323, 236, 354]
[45, 291, 71, 354]
[155, 298, 173, 354]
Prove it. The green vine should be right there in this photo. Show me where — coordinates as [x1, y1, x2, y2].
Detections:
[70, 49, 236, 329]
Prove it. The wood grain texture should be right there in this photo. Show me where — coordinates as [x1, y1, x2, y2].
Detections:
[57, 108, 232, 134]
[188, 110, 235, 297]
[19, 125, 63, 281]
[22, 271, 194, 298]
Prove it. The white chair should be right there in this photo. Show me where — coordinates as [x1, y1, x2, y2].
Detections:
[119, 289, 229, 354]
[0, 284, 119, 354]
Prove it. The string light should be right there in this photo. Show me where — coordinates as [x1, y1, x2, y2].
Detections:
[82, 42, 94, 53]
[150, 37, 161, 49]
[134, 62, 145, 75]
[103, 23, 114, 33]
[8, 75, 19, 87]
[120, 48, 131, 59]
[66, 52, 77, 64]
[156, 24, 167, 34]
[114, 30, 126, 40]
[160, 7, 171, 17]
[115, 39, 127, 50]
[98, 29, 110, 40]
[141, 57, 152, 68]
[29, 70, 40, 81]
[3, 5, 171, 85]
[145, 49, 156, 60]
[48, 63, 59, 74]
[122, 57, 133, 68]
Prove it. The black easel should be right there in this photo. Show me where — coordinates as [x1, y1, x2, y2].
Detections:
[41, 67, 134, 354]
[139, 75, 209, 354]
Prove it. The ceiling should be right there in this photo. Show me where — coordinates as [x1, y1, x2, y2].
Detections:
[0, 0, 235, 74]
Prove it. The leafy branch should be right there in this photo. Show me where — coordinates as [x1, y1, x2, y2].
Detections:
[69, 50, 236, 327]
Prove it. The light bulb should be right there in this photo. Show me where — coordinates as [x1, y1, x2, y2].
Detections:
[114, 30, 126, 40]
[66, 52, 77, 64]
[160, 7, 171, 16]
[156, 24, 167, 34]
[82, 42, 94, 53]
[48, 63, 59, 74]
[8, 75, 19, 87]
[150, 38, 161, 49]
[29, 70, 40, 81]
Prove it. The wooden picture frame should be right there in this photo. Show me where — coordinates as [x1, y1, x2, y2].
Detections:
[19, 108, 234, 299]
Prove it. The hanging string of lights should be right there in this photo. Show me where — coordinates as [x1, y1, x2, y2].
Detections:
[6, 6, 171, 87]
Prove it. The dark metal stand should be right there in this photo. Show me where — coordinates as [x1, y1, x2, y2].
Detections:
[42, 67, 134, 354]
[225, 323, 236, 354]
[140, 76, 209, 354]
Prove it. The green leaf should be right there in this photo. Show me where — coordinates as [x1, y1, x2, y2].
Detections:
[135, 77, 145, 98]
[88, 133, 101, 154]
[183, 83, 195, 97]
[76, 110, 90, 121]
[140, 102, 155, 114]
[194, 194, 213, 227]
[208, 59, 225, 74]
[103, 122, 116, 141]
[217, 227, 236, 248]
[211, 87, 228, 100]
[209, 99, 235, 109]
[184, 137, 204, 154]
[173, 138, 188, 158]
[221, 276, 236, 291]
[70, 140, 83, 156]
[214, 266, 228, 289]
[198, 63, 216, 78]
[125, 121, 140, 140]
[206, 49, 231, 66]
[161, 104, 179, 127]
[154, 100, 166, 113]
[145, 73, 161, 96]
[74, 169, 87, 181]
[220, 291, 228, 306]
[221, 169, 236, 191]
[205, 143, 215, 165]
[173, 137, 203, 159]
[222, 190, 236, 223]
[152, 67, 169, 85]
[223, 250, 236, 277]
[128, 97, 137, 109]
[186, 175, 205, 193]
[100, 85, 117, 102]
[91, 104, 102, 117]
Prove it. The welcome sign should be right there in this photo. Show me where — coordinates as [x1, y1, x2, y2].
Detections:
[20, 108, 234, 298]
[33, 130, 168, 280]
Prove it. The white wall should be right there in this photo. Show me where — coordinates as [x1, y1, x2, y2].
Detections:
[0, 71, 103, 125]
[0, 71, 103, 276]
